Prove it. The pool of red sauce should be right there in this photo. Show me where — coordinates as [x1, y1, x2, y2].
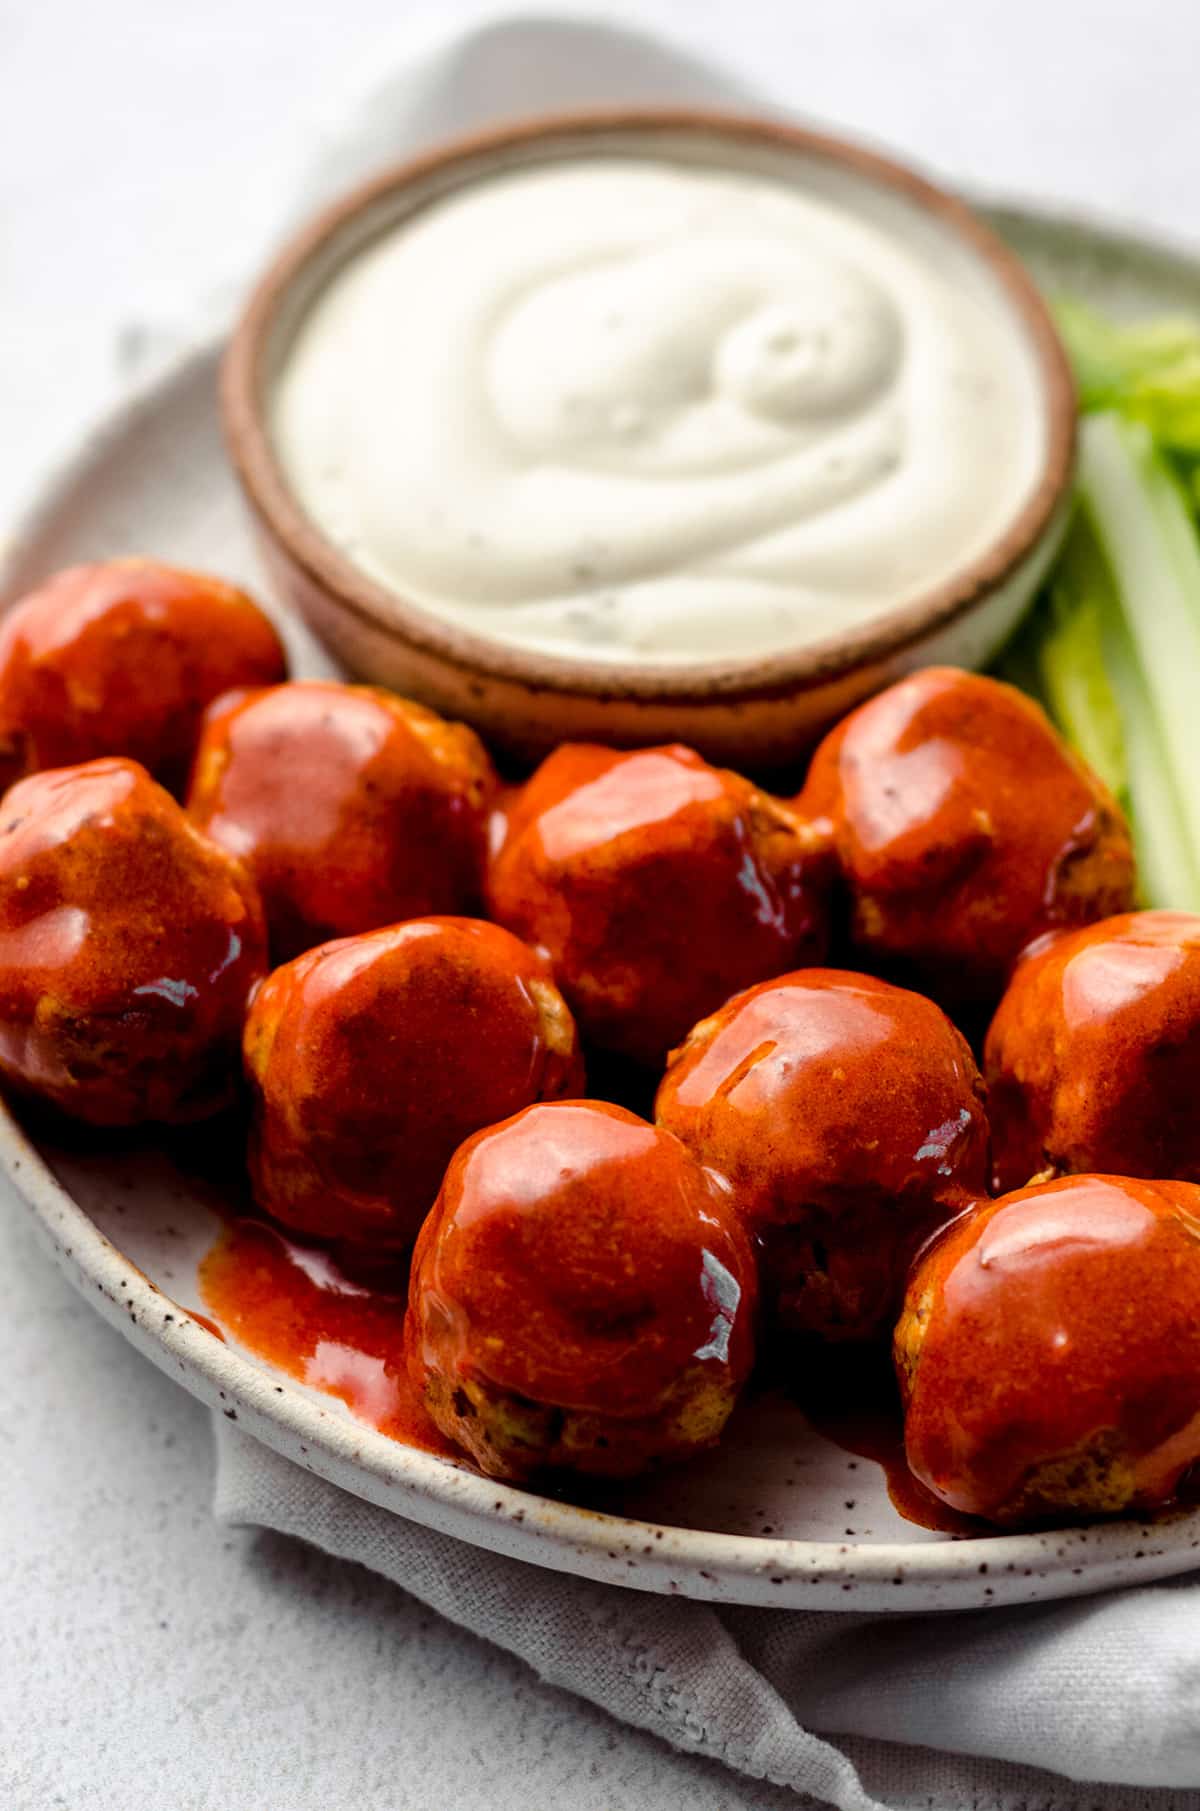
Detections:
[199, 1217, 457, 1459]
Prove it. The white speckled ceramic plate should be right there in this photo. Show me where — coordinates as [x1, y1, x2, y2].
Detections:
[5, 201, 1200, 1612]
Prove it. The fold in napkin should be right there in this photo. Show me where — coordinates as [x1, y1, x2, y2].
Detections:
[216, 1424, 1200, 1808]
[209, 10, 1200, 1806]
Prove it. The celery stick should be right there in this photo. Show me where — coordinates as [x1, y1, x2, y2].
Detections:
[1000, 507, 1198, 907]
[1078, 412, 1200, 906]
[1082, 523, 1200, 910]
[1033, 546, 1128, 802]
[996, 410, 1200, 908]
[1004, 305, 1200, 909]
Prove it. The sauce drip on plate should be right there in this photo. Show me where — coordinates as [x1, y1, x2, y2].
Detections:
[199, 1217, 456, 1458]
[183, 1308, 226, 1342]
[792, 1345, 983, 1536]
[804, 1391, 981, 1535]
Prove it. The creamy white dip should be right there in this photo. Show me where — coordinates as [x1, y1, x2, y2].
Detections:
[273, 154, 1047, 665]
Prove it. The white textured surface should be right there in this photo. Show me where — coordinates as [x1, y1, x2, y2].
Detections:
[2, 3, 1200, 1807]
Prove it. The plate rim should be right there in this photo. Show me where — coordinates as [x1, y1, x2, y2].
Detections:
[6, 196, 1200, 1611]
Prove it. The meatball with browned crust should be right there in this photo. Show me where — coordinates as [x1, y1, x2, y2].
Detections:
[188, 681, 496, 961]
[0, 560, 286, 795]
[244, 917, 584, 1254]
[0, 758, 266, 1124]
[986, 911, 1200, 1193]
[656, 969, 988, 1345]
[487, 742, 832, 1068]
[407, 1100, 757, 1481]
[897, 1174, 1200, 1525]
[798, 667, 1135, 1011]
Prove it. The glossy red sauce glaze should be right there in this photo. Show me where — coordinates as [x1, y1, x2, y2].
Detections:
[0, 758, 267, 1125]
[407, 1100, 758, 1480]
[200, 1216, 456, 1457]
[487, 742, 832, 1067]
[0, 561, 286, 796]
[798, 667, 1135, 1011]
[987, 911, 1200, 1192]
[656, 968, 988, 1344]
[187, 681, 497, 961]
[486, 781, 523, 866]
[897, 1175, 1200, 1523]
[243, 916, 584, 1253]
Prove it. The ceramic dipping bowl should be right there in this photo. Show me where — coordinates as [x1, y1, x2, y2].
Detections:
[221, 109, 1075, 770]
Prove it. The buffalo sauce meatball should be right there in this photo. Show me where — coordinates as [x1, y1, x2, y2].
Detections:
[0, 758, 266, 1124]
[0, 560, 286, 795]
[187, 681, 496, 960]
[897, 1174, 1200, 1525]
[798, 668, 1135, 1009]
[987, 911, 1200, 1193]
[243, 917, 584, 1253]
[406, 1100, 757, 1480]
[656, 970, 988, 1344]
[486, 743, 831, 1067]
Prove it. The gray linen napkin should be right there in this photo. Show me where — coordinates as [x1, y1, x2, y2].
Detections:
[215, 1423, 1200, 1808]
[210, 11, 1200, 1805]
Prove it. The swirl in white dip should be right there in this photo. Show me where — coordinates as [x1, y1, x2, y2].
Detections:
[273, 156, 1046, 664]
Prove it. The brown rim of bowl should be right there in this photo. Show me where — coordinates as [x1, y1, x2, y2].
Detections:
[222, 106, 1077, 705]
